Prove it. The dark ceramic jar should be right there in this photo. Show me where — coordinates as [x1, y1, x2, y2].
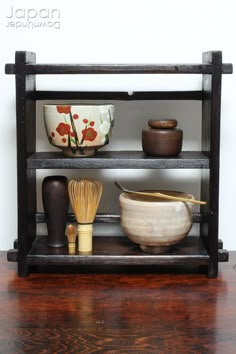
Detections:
[142, 119, 183, 157]
[42, 176, 69, 247]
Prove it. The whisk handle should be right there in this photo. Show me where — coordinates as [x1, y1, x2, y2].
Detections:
[78, 224, 93, 254]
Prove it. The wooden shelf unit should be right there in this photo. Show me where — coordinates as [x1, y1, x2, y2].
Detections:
[5, 50, 233, 277]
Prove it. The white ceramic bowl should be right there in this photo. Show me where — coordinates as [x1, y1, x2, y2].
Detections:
[119, 191, 194, 253]
[44, 104, 115, 157]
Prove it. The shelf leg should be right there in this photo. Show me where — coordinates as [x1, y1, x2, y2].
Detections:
[207, 261, 218, 278]
[15, 51, 37, 277]
[18, 262, 29, 277]
[201, 51, 223, 278]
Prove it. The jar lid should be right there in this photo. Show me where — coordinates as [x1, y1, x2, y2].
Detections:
[148, 119, 178, 129]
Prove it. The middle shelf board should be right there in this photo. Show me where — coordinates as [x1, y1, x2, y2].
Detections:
[28, 151, 209, 169]
[26, 236, 209, 266]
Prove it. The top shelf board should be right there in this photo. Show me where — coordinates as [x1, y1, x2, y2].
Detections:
[5, 63, 233, 75]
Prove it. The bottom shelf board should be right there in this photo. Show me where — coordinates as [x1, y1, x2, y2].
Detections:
[26, 236, 209, 266]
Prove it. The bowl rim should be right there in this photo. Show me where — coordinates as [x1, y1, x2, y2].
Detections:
[44, 103, 114, 108]
[119, 190, 194, 204]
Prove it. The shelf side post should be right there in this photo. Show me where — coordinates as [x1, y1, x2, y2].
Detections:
[201, 51, 222, 277]
[15, 51, 36, 276]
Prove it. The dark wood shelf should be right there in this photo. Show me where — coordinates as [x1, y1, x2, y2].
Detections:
[35, 212, 207, 224]
[5, 50, 232, 277]
[28, 151, 209, 169]
[25, 236, 209, 266]
[32, 90, 204, 101]
[5, 62, 233, 75]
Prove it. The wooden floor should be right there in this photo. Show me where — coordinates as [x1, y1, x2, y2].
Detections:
[1, 252, 236, 353]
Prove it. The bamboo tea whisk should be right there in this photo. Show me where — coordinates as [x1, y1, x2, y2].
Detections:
[68, 178, 103, 254]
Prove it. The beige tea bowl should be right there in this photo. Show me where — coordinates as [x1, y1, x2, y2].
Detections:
[44, 104, 115, 157]
[119, 191, 194, 253]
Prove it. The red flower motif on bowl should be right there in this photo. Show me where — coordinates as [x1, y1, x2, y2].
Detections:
[56, 105, 71, 114]
[82, 127, 97, 141]
[56, 123, 71, 136]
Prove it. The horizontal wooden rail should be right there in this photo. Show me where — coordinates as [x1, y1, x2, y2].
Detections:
[35, 212, 207, 224]
[32, 90, 204, 101]
[5, 63, 233, 75]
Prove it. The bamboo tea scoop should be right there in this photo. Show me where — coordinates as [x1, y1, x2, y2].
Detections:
[114, 181, 207, 205]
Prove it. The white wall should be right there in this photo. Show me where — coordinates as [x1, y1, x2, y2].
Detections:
[1, 0, 235, 250]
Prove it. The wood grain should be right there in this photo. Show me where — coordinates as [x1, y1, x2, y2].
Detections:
[1, 251, 236, 353]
